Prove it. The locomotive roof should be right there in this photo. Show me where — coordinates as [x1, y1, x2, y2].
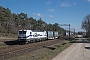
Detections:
[19, 29, 46, 32]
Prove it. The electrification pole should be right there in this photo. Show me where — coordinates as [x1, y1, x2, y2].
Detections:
[69, 24, 70, 39]
[59, 24, 71, 39]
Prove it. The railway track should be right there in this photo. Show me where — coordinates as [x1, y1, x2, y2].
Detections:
[0, 39, 63, 60]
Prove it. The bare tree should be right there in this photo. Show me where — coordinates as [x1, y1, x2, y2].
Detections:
[82, 14, 90, 37]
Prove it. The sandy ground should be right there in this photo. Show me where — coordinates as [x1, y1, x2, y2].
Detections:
[52, 38, 90, 60]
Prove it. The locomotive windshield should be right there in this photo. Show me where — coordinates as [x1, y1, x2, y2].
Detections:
[19, 31, 26, 34]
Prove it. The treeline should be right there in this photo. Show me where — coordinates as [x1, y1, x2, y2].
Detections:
[0, 6, 64, 36]
[82, 14, 90, 37]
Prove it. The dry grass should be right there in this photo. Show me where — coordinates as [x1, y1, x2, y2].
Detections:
[5, 40, 72, 60]
[37, 42, 72, 60]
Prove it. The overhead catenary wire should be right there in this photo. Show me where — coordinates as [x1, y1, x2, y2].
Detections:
[0, 0, 31, 17]
[0, 0, 21, 13]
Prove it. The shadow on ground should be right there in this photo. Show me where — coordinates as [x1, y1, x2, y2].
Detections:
[76, 40, 90, 43]
[4, 40, 19, 45]
[43, 46, 56, 50]
[85, 47, 90, 49]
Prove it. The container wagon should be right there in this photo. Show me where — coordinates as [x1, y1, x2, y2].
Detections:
[54, 31, 58, 39]
[47, 31, 54, 39]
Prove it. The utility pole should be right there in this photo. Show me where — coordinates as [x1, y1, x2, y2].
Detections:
[69, 24, 70, 39]
[59, 24, 71, 39]
[74, 28, 75, 37]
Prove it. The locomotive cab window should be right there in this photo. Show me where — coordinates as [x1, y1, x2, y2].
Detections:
[19, 31, 26, 34]
[23, 31, 26, 34]
[19, 31, 22, 34]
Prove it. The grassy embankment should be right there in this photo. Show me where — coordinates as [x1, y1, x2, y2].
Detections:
[37, 39, 76, 60]
[6, 39, 76, 60]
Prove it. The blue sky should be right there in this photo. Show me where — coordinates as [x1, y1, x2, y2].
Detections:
[0, 0, 90, 32]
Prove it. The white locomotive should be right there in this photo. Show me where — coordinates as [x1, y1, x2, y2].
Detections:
[18, 29, 58, 44]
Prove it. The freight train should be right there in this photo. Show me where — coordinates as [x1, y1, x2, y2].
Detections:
[18, 29, 58, 44]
